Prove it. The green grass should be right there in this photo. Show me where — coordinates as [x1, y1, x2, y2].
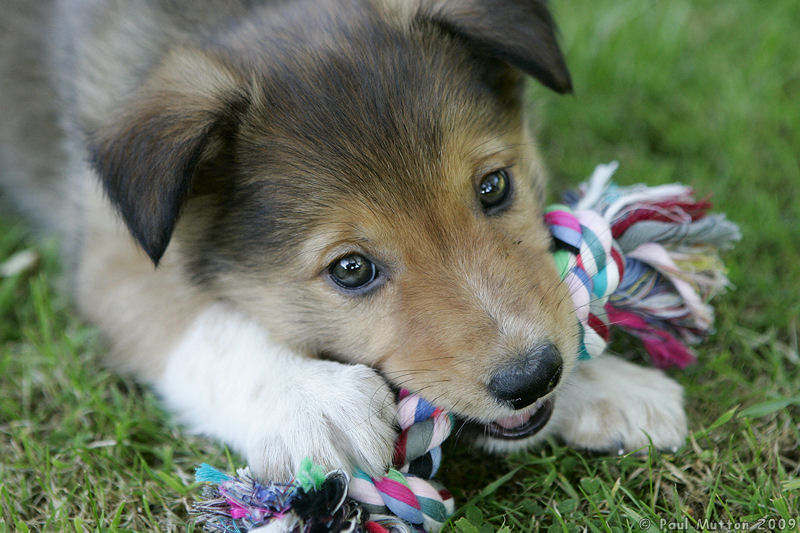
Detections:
[2, 0, 798, 531]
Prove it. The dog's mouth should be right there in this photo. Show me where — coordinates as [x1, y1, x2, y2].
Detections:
[465, 397, 555, 440]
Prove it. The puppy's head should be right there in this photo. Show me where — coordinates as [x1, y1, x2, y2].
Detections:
[91, 0, 577, 445]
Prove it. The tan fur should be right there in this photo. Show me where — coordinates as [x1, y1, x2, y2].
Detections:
[340, 128, 578, 419]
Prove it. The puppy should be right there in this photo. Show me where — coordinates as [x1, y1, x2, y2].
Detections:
[0, 0, 687, 481]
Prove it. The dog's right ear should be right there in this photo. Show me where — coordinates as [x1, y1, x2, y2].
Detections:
[422, 0, 572, 94]
[89, 50, 248, 265]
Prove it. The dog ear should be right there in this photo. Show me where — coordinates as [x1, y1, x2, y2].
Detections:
[424, 0, 572, 94]
[89, 50, 248, 265]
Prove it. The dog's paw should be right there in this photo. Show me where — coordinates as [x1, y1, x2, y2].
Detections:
[551, 354, 688, 454]
[244, 362, 398, 481]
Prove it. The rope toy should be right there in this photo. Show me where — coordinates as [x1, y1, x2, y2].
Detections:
[347, 390, 455, 532]
[549, 161, 739, 366]
[192, 391, 453, 533]
[190, 163, 740, 532]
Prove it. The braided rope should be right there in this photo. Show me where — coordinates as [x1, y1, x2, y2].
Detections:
[545, 204, 624, 359]
[349, 390, 455, 532]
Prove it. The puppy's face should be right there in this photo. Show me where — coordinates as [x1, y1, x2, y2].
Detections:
[91, 0, 577, 441]
[287, 131, 580, 428]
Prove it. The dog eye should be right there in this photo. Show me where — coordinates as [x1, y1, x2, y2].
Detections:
[478, 169, 512, 213]
[328, 253, 378, 290]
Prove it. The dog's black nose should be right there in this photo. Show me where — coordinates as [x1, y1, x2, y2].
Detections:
[488, 344, 563, 410]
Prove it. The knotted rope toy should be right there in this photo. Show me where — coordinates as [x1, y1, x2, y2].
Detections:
[347, 390, 455, 532]
[192, 391, 454, 533]
[548, 161, 740, 366]
[191, 163, 740, 533]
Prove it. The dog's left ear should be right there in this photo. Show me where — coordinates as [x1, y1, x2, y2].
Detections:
[89, 49, 249, 265]
[423, 0, 572, 93]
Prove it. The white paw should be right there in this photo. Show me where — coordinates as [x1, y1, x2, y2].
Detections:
[551, 354, 688, 453]
[159, 305, 398, 484]
[244, 362, 398, 481]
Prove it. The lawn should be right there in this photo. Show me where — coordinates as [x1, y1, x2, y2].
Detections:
[2, 0, 798, 531]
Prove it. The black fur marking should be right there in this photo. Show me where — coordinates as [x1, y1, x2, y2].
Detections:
[425, 0, 572, 94]
[89, 87, 249, 265]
